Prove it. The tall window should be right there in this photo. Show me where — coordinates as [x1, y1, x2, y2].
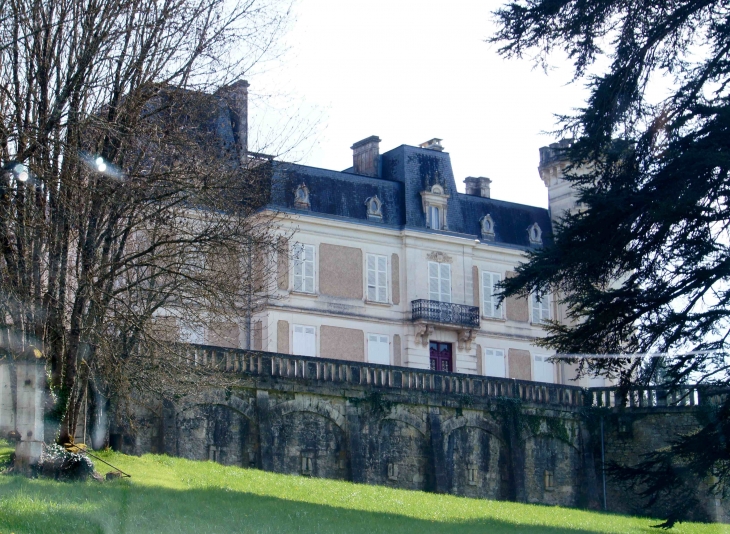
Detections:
[293, 244, 315, 293]
[367, 334, 389, 365]
[428, 261, 451, 302]
[484, 348, 506, 378]
[293, 325, 316, 356]
[429, 206, 441, 230]
[531, 292, 551, 323]
[367, 253, 388, 302]
[533, 354, 554, 383]
[482, 271, 502, 318]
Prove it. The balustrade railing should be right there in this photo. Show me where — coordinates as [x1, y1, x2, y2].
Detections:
[180, 344, 720, 410]
[411, 299, 480, 328]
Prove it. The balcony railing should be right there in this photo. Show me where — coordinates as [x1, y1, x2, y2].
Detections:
[411, 299, 480, 328]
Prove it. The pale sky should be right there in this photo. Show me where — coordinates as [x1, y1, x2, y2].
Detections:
[248, 0, 588, 209]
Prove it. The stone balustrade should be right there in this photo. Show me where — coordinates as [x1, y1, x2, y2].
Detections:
[181, 344, 729, 411]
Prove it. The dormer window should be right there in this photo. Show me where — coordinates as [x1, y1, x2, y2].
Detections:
[528, 222, 542, 245]
[480, 214, 495, 241]
[429, 206, 441, 230]
[294, 183, 310, 210]
[365, 195, 383, 222]
[421, 184, 449, 231]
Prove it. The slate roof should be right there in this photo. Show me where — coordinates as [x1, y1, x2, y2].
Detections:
[269, 144, 551, 250]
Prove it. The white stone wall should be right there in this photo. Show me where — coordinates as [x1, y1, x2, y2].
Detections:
[250, 212, 598, 387]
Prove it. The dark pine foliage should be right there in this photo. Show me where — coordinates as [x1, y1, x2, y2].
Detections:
[491, 0, 730, 523]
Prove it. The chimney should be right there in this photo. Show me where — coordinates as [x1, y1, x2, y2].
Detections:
[351, 136, 381, 177]
[218, 79, 249, 163]
[419, 138, 444, 152]
[464, 176, 492, 198]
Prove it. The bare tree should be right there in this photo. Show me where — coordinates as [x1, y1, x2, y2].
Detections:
[0, 0, 290, 445]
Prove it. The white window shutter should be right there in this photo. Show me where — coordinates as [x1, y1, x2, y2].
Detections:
[367, 334, 389, 365]
[429, 262, 440, 301]
[532, 292, 550, 323]
[482, 272, 502, 318]
[367, 254, 376, 301]
[440, 263, 451, 303]
[293, 245, 303, 291]
[293, 325, 316, 357]
[484, 348, 506, 378]
[377, 255, 387, 303]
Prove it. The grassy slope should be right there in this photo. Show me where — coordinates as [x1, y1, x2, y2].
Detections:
[0, 447, 727, 534]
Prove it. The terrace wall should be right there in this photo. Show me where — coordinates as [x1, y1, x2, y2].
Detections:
[102, 346, 727, 523]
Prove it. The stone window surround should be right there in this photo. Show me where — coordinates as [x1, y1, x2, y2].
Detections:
[530, 291, 552, 325]
[420, 185, 450, 230]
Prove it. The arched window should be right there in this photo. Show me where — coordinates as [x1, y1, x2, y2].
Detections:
[294, 183, 310, 210]
[480, 214, 495, 240]
[365, 195, 383, 221]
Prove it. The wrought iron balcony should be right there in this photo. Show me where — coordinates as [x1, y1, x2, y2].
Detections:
[411, 299, 480, 328]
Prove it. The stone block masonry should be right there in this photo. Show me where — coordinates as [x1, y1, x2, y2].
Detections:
[110, 346, 728, 523]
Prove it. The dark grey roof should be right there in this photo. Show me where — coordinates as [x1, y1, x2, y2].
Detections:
[269, 145, 551, 249]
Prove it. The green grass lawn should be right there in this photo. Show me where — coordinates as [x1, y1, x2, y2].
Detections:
[0, 444, 727, 534]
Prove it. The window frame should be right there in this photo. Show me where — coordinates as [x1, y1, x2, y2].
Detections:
[428, 261, 451, 303]
[533, 354, 554, 383]
[481, 270, 503, 319]
[366, 253, 389, 303]
[367, 333, 390, 365]
[531, 292, 551, 324]
[292, 243, 316, 294]
[429, 206, 441, 230]
[292, 324, 316, 357]
[483, 347, 506, 378]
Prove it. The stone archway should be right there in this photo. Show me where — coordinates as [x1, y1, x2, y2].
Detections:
[269, 397, 348, 480]
[376, 408, 430, 490]
[176, 392, 256, 466]
[442, 412, 507, 499]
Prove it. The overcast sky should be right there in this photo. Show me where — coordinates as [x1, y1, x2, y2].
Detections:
[248, 0, 589, 208]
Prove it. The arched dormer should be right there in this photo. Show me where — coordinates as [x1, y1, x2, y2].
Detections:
[365, 195, 383, 222]
[528, 222, 543, 245]
[479, 214, 495, 241]
[294, 183, 310, 210]
[420, 184, 449, 230]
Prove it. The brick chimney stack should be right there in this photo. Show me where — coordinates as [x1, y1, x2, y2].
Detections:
[464, 177, 492, 198]
[351, 136, 381, 177]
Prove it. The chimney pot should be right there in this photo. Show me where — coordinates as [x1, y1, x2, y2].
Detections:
[351, 136, 381, 177]
[464, 176, 492, 198]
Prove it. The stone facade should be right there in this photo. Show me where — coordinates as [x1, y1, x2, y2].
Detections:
[115, 347, 728, 523]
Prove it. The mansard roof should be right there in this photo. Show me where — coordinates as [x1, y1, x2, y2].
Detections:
[269, 143, 552, 250]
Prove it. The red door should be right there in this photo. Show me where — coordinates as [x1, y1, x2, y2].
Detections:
[429, 342, 452, 372]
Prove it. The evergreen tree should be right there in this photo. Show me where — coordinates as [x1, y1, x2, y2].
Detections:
[492, 0, 730, 525]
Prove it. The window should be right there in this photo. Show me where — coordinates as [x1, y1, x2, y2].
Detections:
[531, 292, 551, 323]
[429, 205, 441, 230]
[428, 261, 451, 302]
[367, 334, 389, 365]
[482, 271, 502, 318]
[533, 354, 554, 383]
[293, 325, 316, 356]
[366, 254, 388, 302]
[293, 244, 315, 293]
[484, 348, 506, 378]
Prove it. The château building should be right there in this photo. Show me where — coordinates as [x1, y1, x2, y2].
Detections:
[238, 133, 597, 387]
